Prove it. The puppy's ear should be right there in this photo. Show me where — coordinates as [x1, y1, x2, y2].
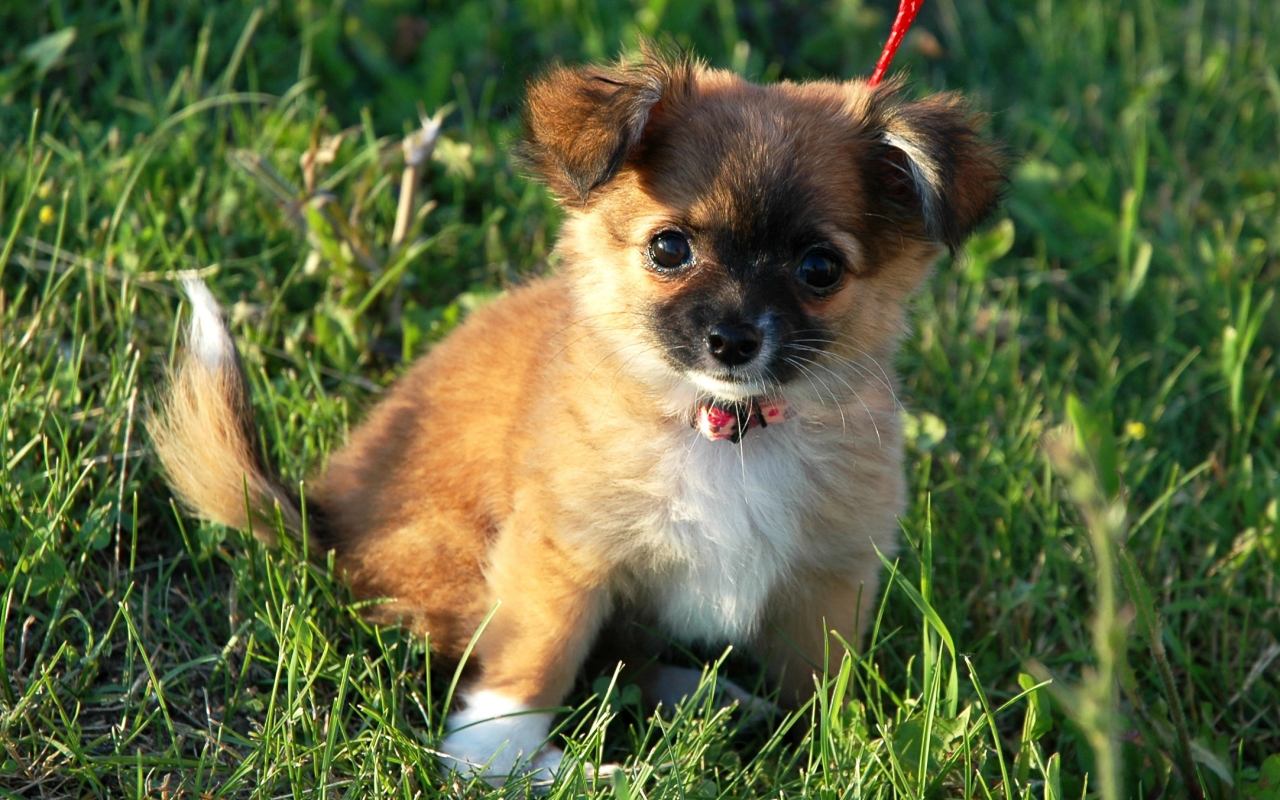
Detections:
[520, 50, 696, 203]
[866, 87, 1006, 250]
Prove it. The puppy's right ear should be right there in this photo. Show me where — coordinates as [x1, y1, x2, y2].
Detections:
[520, 52, 696, 203]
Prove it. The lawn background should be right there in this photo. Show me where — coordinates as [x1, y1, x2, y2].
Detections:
[1, 0, 1277, 797]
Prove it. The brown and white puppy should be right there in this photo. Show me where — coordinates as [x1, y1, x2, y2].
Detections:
[152, 50, 1003, 782]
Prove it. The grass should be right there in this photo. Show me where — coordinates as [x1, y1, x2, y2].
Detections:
[1, 0, 1277, 797]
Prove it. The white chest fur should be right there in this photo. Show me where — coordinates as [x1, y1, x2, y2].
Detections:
[645, 422, 822, 644]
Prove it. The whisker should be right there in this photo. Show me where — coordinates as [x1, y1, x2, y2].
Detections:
[786, 355, 846, 436]
[846, 346, 903, 410]
[781, 356, 830, 414]
[787, 344, 877, 389]
[788, 350, 882, 446]
[787, 342, 895, 404]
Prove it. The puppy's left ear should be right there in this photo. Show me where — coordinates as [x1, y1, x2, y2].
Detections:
[868, 91, 1006, 250]
[520, 51, 697, 204]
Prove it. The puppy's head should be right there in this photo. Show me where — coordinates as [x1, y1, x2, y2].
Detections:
[522, 49, 1004, 410]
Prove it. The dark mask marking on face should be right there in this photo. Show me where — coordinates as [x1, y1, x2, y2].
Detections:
[621, 91, 874, 390]
[649, 265, 828, 388]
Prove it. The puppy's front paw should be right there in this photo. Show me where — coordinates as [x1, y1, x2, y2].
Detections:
[643, 664, 780, 723]
[439, 691, 557, 785]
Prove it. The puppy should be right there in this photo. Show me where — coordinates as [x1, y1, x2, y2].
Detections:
[152, 49, 1003, 782]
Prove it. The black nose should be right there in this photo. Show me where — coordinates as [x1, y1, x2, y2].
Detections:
[706, 322, 763, 366]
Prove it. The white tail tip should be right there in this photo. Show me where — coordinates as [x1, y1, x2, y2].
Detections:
[181, 276, 233, 367]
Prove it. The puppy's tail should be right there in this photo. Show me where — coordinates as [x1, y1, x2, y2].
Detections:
[150, 278, 307, 546]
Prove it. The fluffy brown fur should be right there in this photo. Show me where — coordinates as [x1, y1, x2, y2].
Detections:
[151, 48, 1004, 782]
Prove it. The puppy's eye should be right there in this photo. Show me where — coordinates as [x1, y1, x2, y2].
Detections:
[648, 231, 692, 272]
[794, 248, 844, 292]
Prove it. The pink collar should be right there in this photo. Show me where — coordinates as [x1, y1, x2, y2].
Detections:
[694, 397, 791, 442]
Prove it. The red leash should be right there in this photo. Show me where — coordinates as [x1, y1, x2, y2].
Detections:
[868, 0, 923, 86]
